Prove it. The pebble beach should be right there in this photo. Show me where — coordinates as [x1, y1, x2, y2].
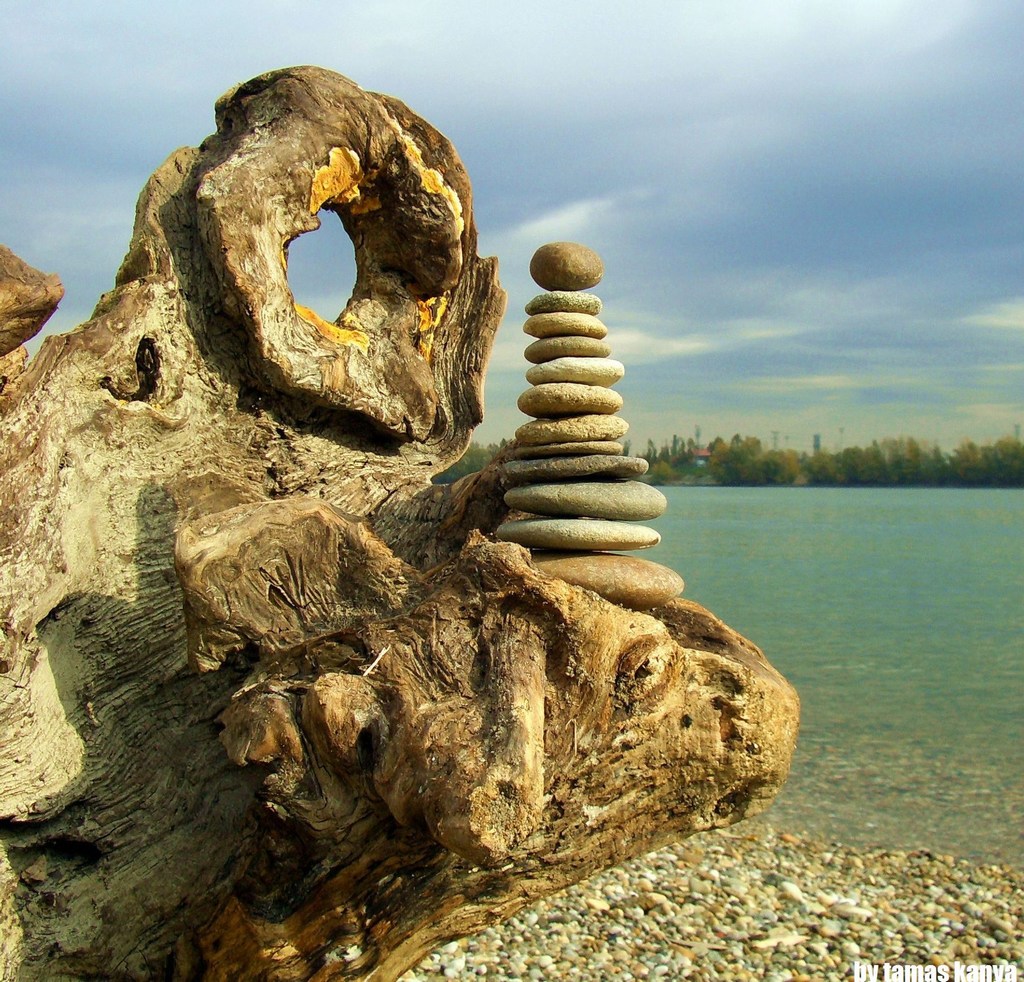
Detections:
[402, 818, 1023, 981]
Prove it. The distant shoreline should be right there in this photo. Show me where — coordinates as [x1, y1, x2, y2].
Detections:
[434, 435, 1024, 488]
[646, 478, 1024, 488]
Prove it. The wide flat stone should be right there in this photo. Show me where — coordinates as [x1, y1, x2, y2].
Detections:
[517, 383, 623, 418]
[506, 440, 625, 459]
[526, 356, 625, 387]
[504, 481, 667, 521]
[495, 518, 660, 551]
[523, 311, 608, 340]
[530, 242, 604, 292]
[515, 414, 629, 445]
[525, 291, 602, 316]
[530, 552, 684, 610]
[524, 336, 612, 363]
[502, 454, 649, 486]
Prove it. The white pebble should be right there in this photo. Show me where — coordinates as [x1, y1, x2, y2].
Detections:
[831, 902, 874, 921]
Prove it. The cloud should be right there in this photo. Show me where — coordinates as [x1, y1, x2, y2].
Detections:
[954, 401, 1024, 429]
[978, 362, 1024, 375]
[604, 331, 711, 362]
[734, 374, 868, 395]
[963, 299, 1024, 331]
[493, 198, 620, 249]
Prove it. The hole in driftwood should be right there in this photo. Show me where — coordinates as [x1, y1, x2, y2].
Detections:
[284, 212, 358, 325]
[470, 643, 490, 692]
[133, 337, 160, 401]
[714, 789, 744, 817]
[356, 727, 375, 771]
[44, 836, 103, 864]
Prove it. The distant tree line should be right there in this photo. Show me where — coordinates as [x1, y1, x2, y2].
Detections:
[702, 434, 1024, 487]
[435, 434, 1024, 487]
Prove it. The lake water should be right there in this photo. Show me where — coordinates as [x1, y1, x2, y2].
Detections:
[650, 487, 1024, 865]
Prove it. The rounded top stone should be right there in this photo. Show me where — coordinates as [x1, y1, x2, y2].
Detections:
[530, 242, 604, 291]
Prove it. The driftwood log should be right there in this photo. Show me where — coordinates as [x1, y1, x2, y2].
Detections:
[0, 245, 63, 396]
[0, 67, 799, 980]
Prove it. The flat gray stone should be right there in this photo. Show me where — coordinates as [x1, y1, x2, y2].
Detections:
[526, 357, 624, 387]
[524, 336, 612, 363]
[517, 383, 623, 418]
[506, 440, 624, 459]
[515, 414, 629, 445]
[523, 311, 608, 340]
[502, 454, 649, 486]
[525, 291, 602, 316]
[495, 518, 660, 551]
[504, 481, 667, 521]
[530, 552, 684, 610]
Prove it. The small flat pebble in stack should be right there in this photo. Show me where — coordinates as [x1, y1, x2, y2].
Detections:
[495, 242, 684, 610]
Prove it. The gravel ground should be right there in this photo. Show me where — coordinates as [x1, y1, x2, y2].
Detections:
[401, 818, 1023, 981]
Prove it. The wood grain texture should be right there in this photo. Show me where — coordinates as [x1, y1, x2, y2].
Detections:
[0, 245, 63, 359]
[0, 67, 798, 981]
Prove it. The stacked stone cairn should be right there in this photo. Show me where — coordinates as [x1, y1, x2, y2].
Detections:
[495, 242, 685, 610]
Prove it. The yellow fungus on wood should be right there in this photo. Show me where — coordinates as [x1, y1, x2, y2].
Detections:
[294, 304, 369, 349]
[348, 195, 382, 216]
[415, 294, 449, 363]
[385, 117, 465, 235]
[309, 147, 364, 214]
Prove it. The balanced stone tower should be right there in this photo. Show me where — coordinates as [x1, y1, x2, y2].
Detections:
[496, 242, 685, 610]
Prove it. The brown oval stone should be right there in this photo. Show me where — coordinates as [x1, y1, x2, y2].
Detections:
[530, 552, 684, 610]
[503, 455, 648, 486]
[524, 336, 612, 364]
[517, 383, 623, 418]
[515, 414, 629, 446]
[525, 357, 625, 387]
[506, 440, 625, 459]
[495, 517, 659, 551]
[504, 481, 666, 521]
[523, 311, 607, 340]
[530, 242, 605, 291]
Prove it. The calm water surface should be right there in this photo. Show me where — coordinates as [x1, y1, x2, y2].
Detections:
[650, 487, 1024, 864]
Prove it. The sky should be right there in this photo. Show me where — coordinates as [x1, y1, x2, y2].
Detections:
[3, 0, 1022, 454]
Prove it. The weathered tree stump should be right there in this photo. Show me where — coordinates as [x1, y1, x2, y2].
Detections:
[0, 67, 799, 980]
